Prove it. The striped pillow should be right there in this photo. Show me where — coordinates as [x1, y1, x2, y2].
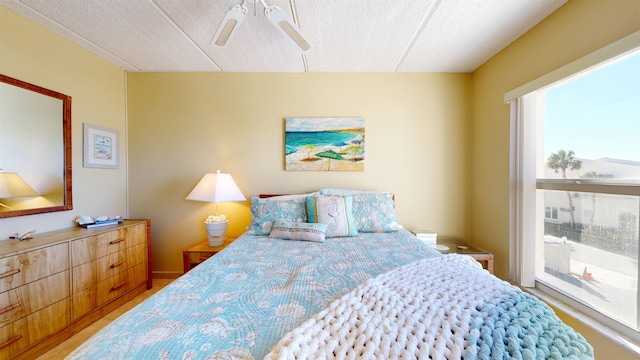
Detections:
[306, 195, 358, 237]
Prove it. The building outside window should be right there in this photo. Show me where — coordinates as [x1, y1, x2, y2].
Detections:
[545, 206, 559, 221]
[508, 33, 639, 345]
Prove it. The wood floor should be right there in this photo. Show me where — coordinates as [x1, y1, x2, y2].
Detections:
[36, 278, 174, 359]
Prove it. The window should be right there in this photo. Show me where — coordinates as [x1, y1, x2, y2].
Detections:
[508, 32, 640, 344]
[545, 206, 559, 221]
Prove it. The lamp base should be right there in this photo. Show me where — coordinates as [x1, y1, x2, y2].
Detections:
[204, 222, 228, 246]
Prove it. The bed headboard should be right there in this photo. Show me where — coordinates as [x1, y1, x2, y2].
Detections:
[258, 194, 286, 198]
[258, 193, 395, 205]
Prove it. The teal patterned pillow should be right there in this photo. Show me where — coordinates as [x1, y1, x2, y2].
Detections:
[307, 195, 358, 237]
[250, 196, 308, 235]
[351, 192, 401, 232]
[269, 219, 327, 242]
[319, 189, 400, 232]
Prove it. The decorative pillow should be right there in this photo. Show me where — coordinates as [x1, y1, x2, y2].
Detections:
[351, 192, 401, 232]
[268, 219, 327, 242]
[250, 196, 308, 235]
[306, 195, 358, 237]
[319, 189, 401, 232]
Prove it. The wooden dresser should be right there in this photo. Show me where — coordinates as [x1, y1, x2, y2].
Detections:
[0, 219, 151, 359]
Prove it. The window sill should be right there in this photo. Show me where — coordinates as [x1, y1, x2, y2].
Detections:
[522, 286, 640, 356]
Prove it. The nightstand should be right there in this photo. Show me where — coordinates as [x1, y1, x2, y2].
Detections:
[427, 237, 494, 274]
[182, 238, 235, 273]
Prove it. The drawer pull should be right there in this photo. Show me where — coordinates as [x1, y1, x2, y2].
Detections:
[110, 260, 126, 268]
[0, 269, 20, 279]
[109, 238, 125, 245]
[199, 256, 211, 262]
[0, 303, 22, 315]
[111, 281, 127, 291]
[0, 335, 22, 349]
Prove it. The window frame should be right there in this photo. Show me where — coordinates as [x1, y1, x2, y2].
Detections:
[508, 30, 640, 348]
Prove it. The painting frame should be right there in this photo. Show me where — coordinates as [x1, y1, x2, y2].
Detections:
[83, 123, 119, 169]
[285, 117, 365, 171]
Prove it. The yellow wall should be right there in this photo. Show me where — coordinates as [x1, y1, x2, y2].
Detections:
[127, 72, 471, 275]
[0, 7, 127, 235]
[470, 0, 640, 358]
[2, 1, 639, 357]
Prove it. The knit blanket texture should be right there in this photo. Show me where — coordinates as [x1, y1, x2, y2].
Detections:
[265, 254, 593, 360]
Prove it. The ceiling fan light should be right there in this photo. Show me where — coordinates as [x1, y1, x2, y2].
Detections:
[265, 6, 310, 51]
[212, 4, 247, 47]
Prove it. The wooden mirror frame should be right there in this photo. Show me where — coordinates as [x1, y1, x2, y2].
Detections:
[0, 74, 72, 218]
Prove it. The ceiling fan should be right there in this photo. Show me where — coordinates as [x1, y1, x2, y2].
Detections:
[212, 0, 311, 51]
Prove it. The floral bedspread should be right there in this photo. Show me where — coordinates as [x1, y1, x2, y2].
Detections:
[66, 229, 439, 359]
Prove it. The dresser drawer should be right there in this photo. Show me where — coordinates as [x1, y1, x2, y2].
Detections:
[71, 223, 147, 266]
[0, 271, 69, 327]
[0, 298, 70, 359]
[0, 244, 68, 293]
[96, 263, 147, 303]
[72, 243, 146, 293]
[126, 242, 147, 267]
[72, 262, 147, 320]
[71, 232, 126, 267]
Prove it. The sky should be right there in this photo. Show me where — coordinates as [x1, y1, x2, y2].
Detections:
[543, 49, 639, 162]
[286, 117, 365, 132]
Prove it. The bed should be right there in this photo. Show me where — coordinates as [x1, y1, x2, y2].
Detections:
[66, 190, 593, 359]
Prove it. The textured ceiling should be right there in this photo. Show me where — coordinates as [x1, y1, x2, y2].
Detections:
[1, 0, 567, 73]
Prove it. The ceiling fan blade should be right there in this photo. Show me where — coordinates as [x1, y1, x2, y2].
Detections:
[212, 4, 248, 47]
[265, 6, 310, 51]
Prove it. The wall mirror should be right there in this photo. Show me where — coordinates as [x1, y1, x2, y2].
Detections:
[0, 74, 72, 218]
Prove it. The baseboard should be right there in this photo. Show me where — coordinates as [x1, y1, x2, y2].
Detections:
[152, 271, 182, 279]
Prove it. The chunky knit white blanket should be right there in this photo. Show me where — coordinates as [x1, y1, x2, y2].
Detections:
[264, 254, 593, 360]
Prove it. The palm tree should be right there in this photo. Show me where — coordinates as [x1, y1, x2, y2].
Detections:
[546, 149, 582, 229]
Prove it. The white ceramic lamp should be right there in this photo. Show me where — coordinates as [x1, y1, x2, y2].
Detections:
[186, 170, 246, 246]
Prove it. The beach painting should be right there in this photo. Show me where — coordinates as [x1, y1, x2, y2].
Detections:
[285, 117, 365, 171]
[83, 123, 119, 169]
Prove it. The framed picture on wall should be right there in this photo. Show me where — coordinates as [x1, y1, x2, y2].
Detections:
[285, 117, 365, 171]
[83, 123, 119, 169]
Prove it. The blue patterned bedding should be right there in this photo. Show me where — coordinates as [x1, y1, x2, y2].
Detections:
[67, 228, 592, 359]
[66, 229, 439, 359]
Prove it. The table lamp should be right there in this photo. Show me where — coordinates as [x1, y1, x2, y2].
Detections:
[0, 170, 39, 210]
[186, 170, 246, 246]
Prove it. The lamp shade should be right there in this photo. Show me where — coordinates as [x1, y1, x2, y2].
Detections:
[0, 171, 39, 198]
[186, 170, 246, 203]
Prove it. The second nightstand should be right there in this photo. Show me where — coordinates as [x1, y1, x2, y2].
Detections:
[424, 236, 494, 274]
[182, 238, 235, 273]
